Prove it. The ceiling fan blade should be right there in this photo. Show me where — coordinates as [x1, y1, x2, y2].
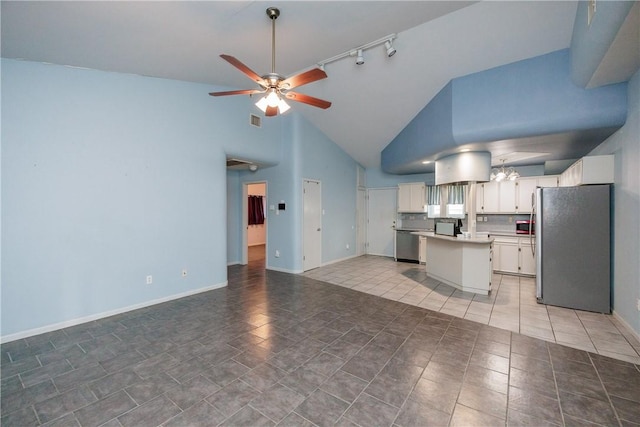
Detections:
[219, 54, 267, 87]
[280, 68, 327, 90]
[284, 92, 332, 109]
[209, 89, 264, 97]
[265, 105, 278, 117]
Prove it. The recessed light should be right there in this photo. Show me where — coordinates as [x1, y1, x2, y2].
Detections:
[421, 160, 432, 164]
[460, 149, 471, 152]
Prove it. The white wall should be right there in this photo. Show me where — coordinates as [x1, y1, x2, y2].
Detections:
[247, 183, 266, 246]
[589, 69, 640, 336]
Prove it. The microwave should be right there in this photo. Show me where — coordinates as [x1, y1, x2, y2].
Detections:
[516, 220, 534, 234]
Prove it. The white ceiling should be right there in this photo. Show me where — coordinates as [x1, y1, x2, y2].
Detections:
[1, 1, 579, 169]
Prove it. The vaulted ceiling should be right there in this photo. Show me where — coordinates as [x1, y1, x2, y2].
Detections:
[0, 1, 611, 169]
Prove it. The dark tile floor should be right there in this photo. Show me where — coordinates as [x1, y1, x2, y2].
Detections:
[2, 252, 639, 426]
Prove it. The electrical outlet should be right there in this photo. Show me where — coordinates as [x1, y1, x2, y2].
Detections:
[146, 275, 153, 285]
[637, 299, 640, 311]
[275, 250, 280, 258]
[181, 269, 187, 277]
[346, 243, 350, 250]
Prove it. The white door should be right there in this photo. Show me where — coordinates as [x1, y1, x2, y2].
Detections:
[356, 188, 366, 256]
[303, 179, 322, 271]
[366, 188, 397, 257]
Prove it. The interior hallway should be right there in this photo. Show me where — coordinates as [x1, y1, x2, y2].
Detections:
[302, 255, 640, 365]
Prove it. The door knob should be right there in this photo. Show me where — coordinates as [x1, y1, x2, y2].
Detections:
[317, 228, 321, 231]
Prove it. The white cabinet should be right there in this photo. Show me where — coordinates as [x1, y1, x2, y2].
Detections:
[419, 236, 427, 264]
[515, 178, 537, 214]
[477, 181, 500, 213]
[499, 180, 517, 212]
[397, 183, 426, 212]
[537, 176, 559, 188]
[559, 155, 614, 187]
[493, 236, 536, 276]
[519, 238, 536, 275]
[477, 175, 558, 214]
[494, 237, 519, 274]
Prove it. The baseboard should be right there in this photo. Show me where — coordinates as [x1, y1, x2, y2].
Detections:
[227, 261, 241, 266]
[612, 310, 640, 344]
[267, 265, 303, 274]
[321, 254, 359, 267]
[1, 281, 228, 344]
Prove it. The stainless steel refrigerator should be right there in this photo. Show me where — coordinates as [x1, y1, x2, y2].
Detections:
[533, 185, 611, 313]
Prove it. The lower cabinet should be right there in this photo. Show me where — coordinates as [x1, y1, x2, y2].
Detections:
[419, 236, 427, 264]
[493, 236, 536, 276]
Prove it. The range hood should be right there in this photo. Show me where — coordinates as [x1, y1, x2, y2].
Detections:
[435, 151, 491, 185]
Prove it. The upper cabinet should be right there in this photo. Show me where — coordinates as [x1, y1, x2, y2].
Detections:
[559, 155, 614, 187]
[477, 175, 558, 214]
[397, 182, 426, 212]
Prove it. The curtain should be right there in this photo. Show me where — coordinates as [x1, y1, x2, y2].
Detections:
[447, 184, 466, 204]
[248, 195, 265, 225]
[427, 186, 441, 205]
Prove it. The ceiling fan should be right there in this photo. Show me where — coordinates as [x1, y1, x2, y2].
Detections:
[209, 7, 331, 117]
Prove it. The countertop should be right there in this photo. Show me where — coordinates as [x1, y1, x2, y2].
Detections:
[411, 231, 494, 244]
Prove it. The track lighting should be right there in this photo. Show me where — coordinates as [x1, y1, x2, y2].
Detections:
[385, 40, 396, 57]
[317, 33, 397, 69]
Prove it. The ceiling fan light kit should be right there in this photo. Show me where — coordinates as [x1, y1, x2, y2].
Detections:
[209, 7, 331, 117]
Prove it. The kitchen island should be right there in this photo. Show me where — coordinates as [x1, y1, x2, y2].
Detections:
[412, 232, 494, 295]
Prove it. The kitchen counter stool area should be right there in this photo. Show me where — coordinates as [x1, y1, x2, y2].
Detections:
[303, 255, 640, 365]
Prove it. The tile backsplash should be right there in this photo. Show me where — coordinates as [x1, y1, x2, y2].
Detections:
[397, 213, 434, 230]
[397, 213, 530, 233]
[476, 214, 530, 233]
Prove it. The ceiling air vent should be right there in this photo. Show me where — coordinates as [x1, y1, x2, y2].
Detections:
[250, 114, 261, 128]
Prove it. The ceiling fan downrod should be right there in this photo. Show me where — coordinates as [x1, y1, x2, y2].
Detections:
[266, 7, 280, 75]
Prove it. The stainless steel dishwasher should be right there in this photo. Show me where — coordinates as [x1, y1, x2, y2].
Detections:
[395, 230, 419, 263]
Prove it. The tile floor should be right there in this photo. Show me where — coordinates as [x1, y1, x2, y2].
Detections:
[1, 251, 639, 426]
[303, 255, 640, 365]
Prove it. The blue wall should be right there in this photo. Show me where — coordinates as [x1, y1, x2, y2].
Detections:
[226, 113, 359, 272]
[1, 59, 283, 338]
[382, 49, 628, 174]
[298, 114, 358, 264]
[571, 1, 637, 88]
[589, 69, 640, 336]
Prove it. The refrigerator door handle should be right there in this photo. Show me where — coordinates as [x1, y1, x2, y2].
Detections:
[530, 190, 536, 256]
[535, 188, 542, 301]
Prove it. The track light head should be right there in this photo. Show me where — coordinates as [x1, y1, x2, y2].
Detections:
[385, 40, 396, 57]
[355, 49, 364, 65]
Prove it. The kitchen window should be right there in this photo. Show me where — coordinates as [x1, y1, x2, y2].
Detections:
[446, 184, 466, 218]
[427, 185, 441, 218]
[427, 184, 466, 218]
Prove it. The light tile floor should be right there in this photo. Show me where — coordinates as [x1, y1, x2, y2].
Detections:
[303, 255, 640, 364]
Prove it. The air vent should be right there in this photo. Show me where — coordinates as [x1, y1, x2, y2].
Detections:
[250, 114, 261, 128]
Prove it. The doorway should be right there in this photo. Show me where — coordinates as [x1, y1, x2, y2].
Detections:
[303, 179, 322, 271]
[366, 187, 397, 257]
[244, 182, 267, 268]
